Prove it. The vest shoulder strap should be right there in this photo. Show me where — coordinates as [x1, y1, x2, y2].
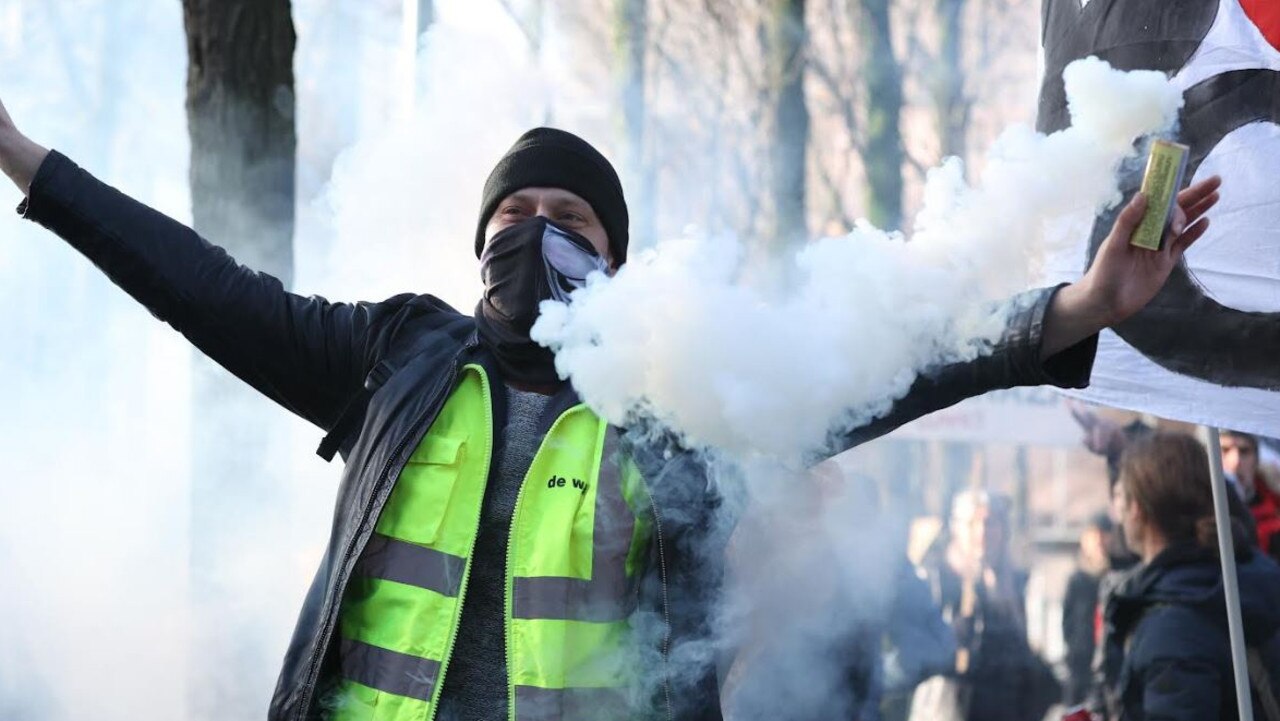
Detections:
[316, 325, 475, 462]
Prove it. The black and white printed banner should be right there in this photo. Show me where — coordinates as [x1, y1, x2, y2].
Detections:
[1040, 0, 1280, 437]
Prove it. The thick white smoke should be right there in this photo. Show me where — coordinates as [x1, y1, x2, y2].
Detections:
[534, 57, 1183, 461]
[538, 57, 1186, 721]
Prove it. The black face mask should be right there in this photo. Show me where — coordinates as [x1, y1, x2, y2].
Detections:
[475, 217, 610, 385]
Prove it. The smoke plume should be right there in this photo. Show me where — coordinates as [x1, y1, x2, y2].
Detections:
[534, 57, 1183, 461]
[534, 57, 1183, 719]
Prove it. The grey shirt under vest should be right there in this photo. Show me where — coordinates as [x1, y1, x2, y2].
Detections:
[435, 385, 552, 721]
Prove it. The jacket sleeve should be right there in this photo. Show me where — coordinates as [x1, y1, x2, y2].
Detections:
[17, 150, 404, 431]
[837, 284, 1097, 450]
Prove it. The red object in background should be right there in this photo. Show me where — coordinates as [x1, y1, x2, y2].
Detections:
[1063, 707, 1098, 721]
[1241, 0, 1280, 51]
[1251, 481, 1280, 555]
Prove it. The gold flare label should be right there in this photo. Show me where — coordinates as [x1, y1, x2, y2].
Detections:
[1131, 139, 1190, 251]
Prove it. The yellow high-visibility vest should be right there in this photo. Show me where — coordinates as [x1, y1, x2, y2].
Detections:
[330, 364, 655, 721]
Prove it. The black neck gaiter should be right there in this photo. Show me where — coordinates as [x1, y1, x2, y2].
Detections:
[474, 217, 609, 386]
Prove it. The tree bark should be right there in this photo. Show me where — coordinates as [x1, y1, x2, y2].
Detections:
[417, 0, 435, 33]
[181, 3, 296, 719]
[614, 0, 655, 246]
[764, 0, 810, 248]
[499, 0, 552, 123]
[183, 0, 296, 281]
[934, 0, 969, 161]
[404, 0, 435, 111]
[856, 0, 904, 230]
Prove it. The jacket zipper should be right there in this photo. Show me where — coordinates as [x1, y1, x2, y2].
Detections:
[505, 405, 587, 721]
[647, 492, 674, 721]
[426, 365, 494, 721]
[297, 341, 473, 719]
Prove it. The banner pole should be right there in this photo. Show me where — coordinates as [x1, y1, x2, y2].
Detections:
[1204, 425, 1255, 721]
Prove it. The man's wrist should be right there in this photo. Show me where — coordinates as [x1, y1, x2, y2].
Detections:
[1041, 280, 1111, 360]
[1060, 278, 1116, 329]
[0, 127, 49, 195]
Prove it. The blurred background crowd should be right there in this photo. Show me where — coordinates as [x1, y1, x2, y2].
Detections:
[796, 407, 1280, 721]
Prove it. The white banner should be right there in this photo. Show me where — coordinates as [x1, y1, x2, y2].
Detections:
[1040, 0, 1280, 437]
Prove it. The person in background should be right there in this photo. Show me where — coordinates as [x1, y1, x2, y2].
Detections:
[1101, 432, 1280, 721]
[1068, 407, 1260, 550]
[878, 556, 958, 721]
[1063, 513, 1114, 707]
[1070, 410, 1265, 718]
[840, 477, 958, 721]
[1221, 430, 1280, 560]
[723, 465, 956, 721]
[911, 490, 1059, 721]
[1069, 405, 1151, 570]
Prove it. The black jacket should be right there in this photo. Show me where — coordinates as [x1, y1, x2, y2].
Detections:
[18, 151, 1097, 721]
[1063, 568, 1102, 705]
[917, 553, 1060, 721]
[1103, 543, 1280, 721]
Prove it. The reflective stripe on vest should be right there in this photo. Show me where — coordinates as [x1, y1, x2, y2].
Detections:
[330, 364, 653, 721]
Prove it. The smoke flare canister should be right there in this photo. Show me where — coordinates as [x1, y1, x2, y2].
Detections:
[1130, 139, 1190, 251]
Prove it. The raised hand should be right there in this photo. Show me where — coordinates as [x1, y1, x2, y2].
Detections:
[1040, 175, 1223, 359]
[1083, 175, 1222, 326]
[1066, 399, 1127, 456]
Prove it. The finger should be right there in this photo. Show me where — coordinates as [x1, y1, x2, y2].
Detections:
[1162, 209, 1190, 251]
[1184, 191, 1220, 223]
[1170, 217, 1210, 256]
[1177, 175, 1222, 208]
[1170, 205, 1187, 236]
[1112, 193, 1149, 242]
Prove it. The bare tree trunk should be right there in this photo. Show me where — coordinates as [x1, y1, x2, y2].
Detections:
[934, 0, 969, 161]
[403, 0, 435, 113]
[764, 0, 809, 248]
[417, 0, 435, 32]
[614, 0, 655, 246]
[856, 0, 904, 230]
[184, 0, 296, 278]
[182, 3, 296, 719]
[499, 0, 552, 123]
[306, 0, 363, 195]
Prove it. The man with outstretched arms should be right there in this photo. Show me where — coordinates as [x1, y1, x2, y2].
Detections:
[0, 95, 1220, 720]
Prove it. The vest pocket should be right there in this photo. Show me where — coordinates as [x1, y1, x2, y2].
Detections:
[375, 434, 465, 547]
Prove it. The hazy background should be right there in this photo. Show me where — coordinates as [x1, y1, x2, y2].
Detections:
[0, 1, 1118, 719]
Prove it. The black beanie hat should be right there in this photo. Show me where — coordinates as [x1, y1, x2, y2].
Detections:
[475, 127, 629, 264]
